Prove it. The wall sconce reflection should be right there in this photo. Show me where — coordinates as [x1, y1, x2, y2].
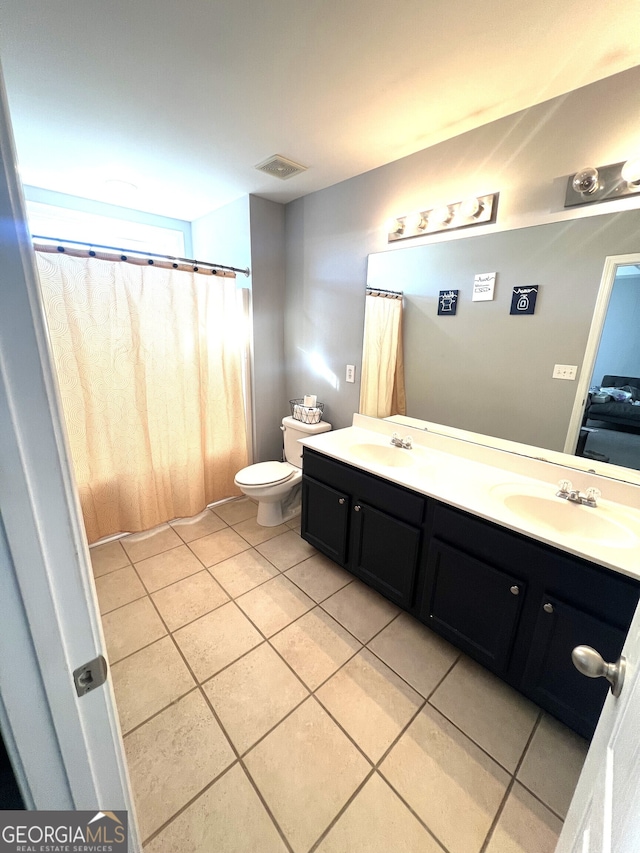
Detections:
[387, 193, 498, 243]
[565, 158, 640, 207]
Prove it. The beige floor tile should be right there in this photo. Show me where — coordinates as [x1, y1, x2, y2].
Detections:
[145, 763, 288, 853]
[170, 508, 227, 543]
[285, 553, 353, 602]
[209, 549, 280, 598]
[316, 649, 423, 762]
[321, 580, 399, 643]
[135, 545, 204, 593]
[286, 515, 301, 532]
[111, 636, 195, 734]
[517, 714, 588, 819]
[124, 690, 235, 841]
[173, 602, 263, 682]
[121, 524, 183, 562]
[430, 656, 539, 772]
[203, 644, 308, 753]
[151, 570, 229, 631]
[90, 539, 130, 577]
[380, 704, 510, 853]
[236, 575, 314, 637]
[232, 517, 290, 546]
[101, 596, 166, 663]
[270, 608, 362, 691]
[256, 530, 317, 571]
[368, 611, 459, 697]
[244, 698, 370, 853]
[485, 782, 562, 853]
[211, 497, 258, 526]
[95, 565, 146, 615]
[316, 772, 443, 853]
[188, 527, 251, 567]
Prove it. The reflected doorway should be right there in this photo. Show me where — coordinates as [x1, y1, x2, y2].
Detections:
[570, 258, 640, 471]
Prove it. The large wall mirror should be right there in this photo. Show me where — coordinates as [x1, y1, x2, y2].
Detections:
[366, 208, 640, 482]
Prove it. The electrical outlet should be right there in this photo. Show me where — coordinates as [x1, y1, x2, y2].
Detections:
[346, 364, 356, 383]
[553, 364, 578, 380]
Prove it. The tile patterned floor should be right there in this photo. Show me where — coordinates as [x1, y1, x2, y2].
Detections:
[91, 498, 588, 853]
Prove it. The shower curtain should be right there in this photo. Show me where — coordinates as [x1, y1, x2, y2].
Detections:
[37, 251, 249, 543]
[359, 291, 406, 418]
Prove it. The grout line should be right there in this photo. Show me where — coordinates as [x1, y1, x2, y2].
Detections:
[306, 768, 377, 853]
[97, 590, 147, 617]
[479, 711, 544, 853]
[140, 758, 240, 847]
[120, 684, 201, 740]
[376, 771, 452, 853]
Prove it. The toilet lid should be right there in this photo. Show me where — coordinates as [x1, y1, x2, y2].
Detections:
[235, 461, 295, 487]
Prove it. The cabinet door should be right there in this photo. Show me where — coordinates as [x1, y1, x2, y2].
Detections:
[301, 476, 349, 565]
[422, 539, 525, 674]
[522, 595, 626, 739]
[350, 501, 420, 608]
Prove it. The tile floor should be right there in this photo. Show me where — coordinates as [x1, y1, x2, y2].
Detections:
[91, 498, 589, 853]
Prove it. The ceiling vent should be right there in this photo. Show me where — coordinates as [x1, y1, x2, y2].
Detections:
[255, 155, 308, 180]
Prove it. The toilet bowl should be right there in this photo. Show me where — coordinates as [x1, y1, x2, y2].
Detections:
[235, 416, 331, 526]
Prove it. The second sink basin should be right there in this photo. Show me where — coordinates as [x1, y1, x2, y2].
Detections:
[490, 482, 640, 548]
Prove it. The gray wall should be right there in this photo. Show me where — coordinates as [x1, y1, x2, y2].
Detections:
[368, 213, 640, 450]
[592, 274, 640, 385]
[192, 194, 286, 463]
[284, 65, 640, 435]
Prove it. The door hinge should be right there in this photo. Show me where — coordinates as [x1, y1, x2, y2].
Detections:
[73, 655, 108, 697]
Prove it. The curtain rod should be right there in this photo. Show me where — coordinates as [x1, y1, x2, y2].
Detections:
[32, 235, 251, 278]
[366, 286, 403, 298]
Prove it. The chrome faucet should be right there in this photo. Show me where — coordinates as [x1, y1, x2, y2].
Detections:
[391, 432, 413, 450]
[556, 480, 601, 507]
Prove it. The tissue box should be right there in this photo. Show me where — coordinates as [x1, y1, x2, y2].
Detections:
[290, 399, 325, 424]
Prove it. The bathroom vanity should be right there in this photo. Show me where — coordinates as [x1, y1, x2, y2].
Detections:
[300, 416, 640, 739]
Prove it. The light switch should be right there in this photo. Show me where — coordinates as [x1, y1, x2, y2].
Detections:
[553, 364, 578, 380]
[346, 364, 356, 383]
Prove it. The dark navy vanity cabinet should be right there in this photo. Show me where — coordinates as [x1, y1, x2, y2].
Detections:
[301, 447, 640, 739]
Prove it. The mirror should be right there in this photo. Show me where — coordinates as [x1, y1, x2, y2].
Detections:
[366, 208, 640, 483]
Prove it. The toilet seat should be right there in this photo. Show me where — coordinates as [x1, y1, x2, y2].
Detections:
[235, 461, 295, 487]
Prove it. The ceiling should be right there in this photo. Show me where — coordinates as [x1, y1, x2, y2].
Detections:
[1, 0, 640, 222]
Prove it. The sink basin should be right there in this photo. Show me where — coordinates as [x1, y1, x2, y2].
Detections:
[348, 442, 417, 468]
[489, 483, 640, 548]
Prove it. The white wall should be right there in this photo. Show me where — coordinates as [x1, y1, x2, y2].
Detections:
[593, 274, 640, 384]
[284, 65, 640, 433]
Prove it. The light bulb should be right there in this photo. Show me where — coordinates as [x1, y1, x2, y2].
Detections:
[459, 197, 483, 218]
[572, 166, 599, 195]
[621, 158, 640, 188]
[432, 205, 452, 225]
[405, 211, 428, 232]
[387, 217, 405, 235]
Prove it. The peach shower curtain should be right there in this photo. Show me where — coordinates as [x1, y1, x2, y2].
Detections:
[36, 251, 249, 543]
[359, 290, 406, 418]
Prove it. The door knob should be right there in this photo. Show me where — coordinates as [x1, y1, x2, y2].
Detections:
[572, 645, 626, 697]
[510, 585, 520, 595]
[354, 505, 361, 512]
[543, 602, 554, 613]
[338, 498, 345, 505]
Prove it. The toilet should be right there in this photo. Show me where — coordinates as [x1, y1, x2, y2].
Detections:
[234, 416, 332, 527]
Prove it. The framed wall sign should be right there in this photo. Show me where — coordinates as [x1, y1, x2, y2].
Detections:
[510, 285, 538, 315]
[472, 272, 496, 301]
[438, 289, 459, 315]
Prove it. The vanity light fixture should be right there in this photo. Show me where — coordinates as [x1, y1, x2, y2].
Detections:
[565, 158, 640, 207]
[387, 192, 498, 243]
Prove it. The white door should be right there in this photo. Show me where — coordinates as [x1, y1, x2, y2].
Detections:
[556, 597, 640, 853]
[0, 64, 140, 849]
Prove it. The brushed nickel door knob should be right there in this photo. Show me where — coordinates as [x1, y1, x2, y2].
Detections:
[572, 645, 625, 697]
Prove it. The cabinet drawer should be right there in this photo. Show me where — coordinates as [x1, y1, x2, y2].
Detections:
[423, 539, 526, 674]
[303, 449, 425, 525]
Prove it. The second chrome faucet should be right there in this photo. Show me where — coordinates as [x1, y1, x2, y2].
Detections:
[556, 479, 602, 507]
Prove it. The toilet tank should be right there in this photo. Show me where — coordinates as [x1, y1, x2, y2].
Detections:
[282, 416, 331, 468]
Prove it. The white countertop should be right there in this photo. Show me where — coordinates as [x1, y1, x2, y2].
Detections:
[300, 414, 640, 582]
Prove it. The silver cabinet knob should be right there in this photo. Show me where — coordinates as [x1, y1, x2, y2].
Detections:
[354, 505, 361, 512]
[543, 602, 554, 613]
[510, 585, 520, 595]
[572, 645, 626, 697]
[338, 498, 345, 505]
